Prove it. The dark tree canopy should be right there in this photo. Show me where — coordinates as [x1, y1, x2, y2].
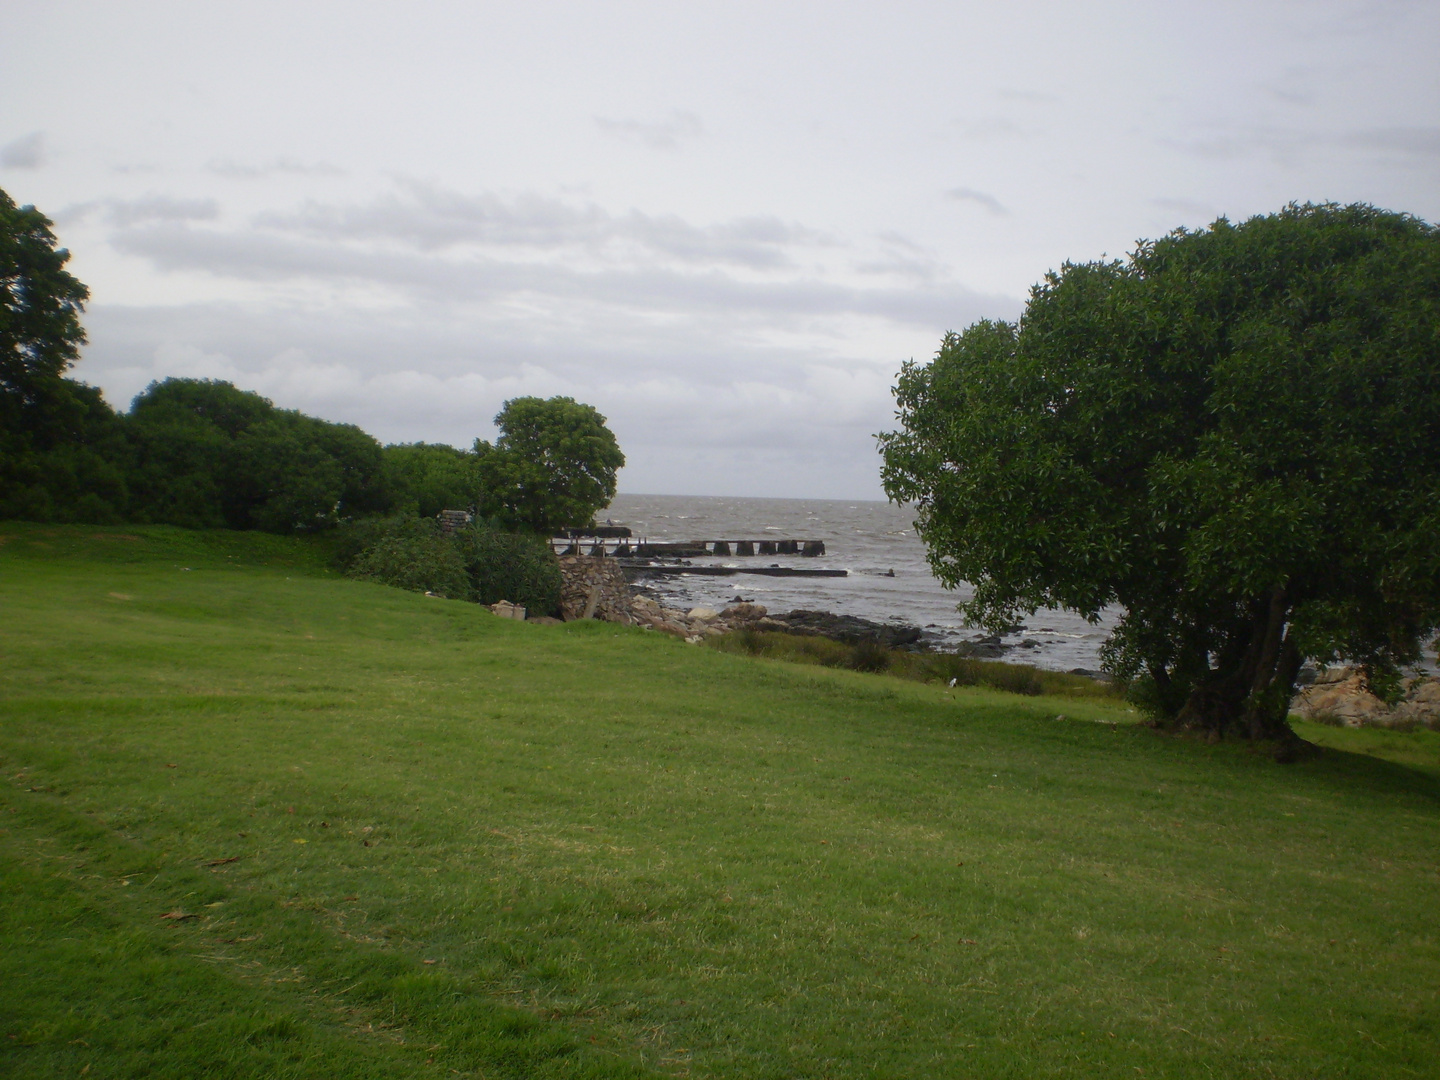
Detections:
[126, 378, 388, 532]
[880, 203, 1440, 748]
[382, 442, 481, 519]
[474, 396, 625, 533]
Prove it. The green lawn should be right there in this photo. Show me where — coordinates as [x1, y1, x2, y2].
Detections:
[2, 524, 1437, 1078]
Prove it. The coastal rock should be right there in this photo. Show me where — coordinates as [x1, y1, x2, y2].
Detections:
[721, 602, 766, 621]
[687, 606, 720, 621]
[1290, 667, 1440, 729]
[774, 609, 923, 648]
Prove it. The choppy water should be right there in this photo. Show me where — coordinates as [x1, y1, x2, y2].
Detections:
[602, 493, 1117, 673]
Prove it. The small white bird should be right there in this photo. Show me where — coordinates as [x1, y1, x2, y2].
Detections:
[948, 677, 958, 688]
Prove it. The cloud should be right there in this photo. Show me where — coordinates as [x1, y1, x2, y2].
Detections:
[85, 183, 1024, 498]
[1339, 126, 1440, 157]
[105, 195, 221, 227]
[109, 219, 998, 330]
[945, 187, 1008, 216]
[854, 233, 943, 283]
[593, 110, 703, 150]
[253, 181, 829, 270]
[996, 88, 1057, 105]
[1149, 197, 1219, 220]
[1, 131, 45, 169]
[206, 157, 345, 179]
[1168, 124, 1440, 166]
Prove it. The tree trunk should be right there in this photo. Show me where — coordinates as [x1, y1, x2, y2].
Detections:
[1171, 585, 1301, 751]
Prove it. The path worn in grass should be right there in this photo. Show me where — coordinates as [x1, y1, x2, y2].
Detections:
[2, 524, 1437, 1077]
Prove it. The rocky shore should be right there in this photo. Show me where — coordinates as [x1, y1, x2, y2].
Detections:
[549, 555, 932, 646]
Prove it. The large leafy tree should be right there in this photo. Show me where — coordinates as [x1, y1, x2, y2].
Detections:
[0, 187, 88, 403]
[474, 396, 625, 533]
[880, 203, 1440, 749]
[0, 187, 131, 522]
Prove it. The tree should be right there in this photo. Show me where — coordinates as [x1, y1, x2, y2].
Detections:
[0, 187, 88, 404]
[126, 378, 387, 532]
[474, 396, 624, 533]
[381, 442, 481, 518]
[0, 187, 131, 523]
[879, 203, 1440, 750]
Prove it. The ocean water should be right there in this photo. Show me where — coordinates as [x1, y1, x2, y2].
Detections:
[601, 493, 1117, 673]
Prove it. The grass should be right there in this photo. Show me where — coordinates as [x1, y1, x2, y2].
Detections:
[705, 627, 1123, 700]
[2, 522, 1438, 1078]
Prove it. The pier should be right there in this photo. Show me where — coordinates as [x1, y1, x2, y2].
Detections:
[551, 537, 827, 558]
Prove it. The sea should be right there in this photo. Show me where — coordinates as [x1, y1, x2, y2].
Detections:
[601, 493, 1117, 673]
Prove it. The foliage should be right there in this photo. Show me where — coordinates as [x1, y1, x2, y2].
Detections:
[6, 523, 1440, 1079]
[382, 442, 481, 518]
[0, 188, 130, 522]
[342, 516, 473, 600]
[126, 378, 388, 532]
[880, 203, 1440, 745]
[475, 396, 625, 533]
[0, 187, 88, 404]
[335, 515, 562, 614]
[460, 524, 563, 614]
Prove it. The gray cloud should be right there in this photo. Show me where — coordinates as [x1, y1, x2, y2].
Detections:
[1171, 124, 1440, 165]
[207, 157, 345, 179]
[945, 187, 1008, 216]
[110, 218, 1002, 329]
[594, 110, 703, 150]
[997, 89, 1057, 105]
[1339, 126, 1440, 157]
[105, 195, 220, 226]
[255, 180, 830, 269]
[1149, 197, 1219, 219]
[1, 131, 45, 169]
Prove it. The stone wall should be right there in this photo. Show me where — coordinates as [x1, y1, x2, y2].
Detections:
[557, 555, 645, 624]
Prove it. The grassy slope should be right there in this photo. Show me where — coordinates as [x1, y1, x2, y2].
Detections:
[1, 524, 1437, 1078]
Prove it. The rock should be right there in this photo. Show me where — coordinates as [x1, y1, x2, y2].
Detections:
[1290, 667, 1440, 729]
[720, 602, 767, 622]
[490, 601, 526, 620]
[687, 606, 720, 621]
[775, 609, 923, 648]
[526, 615, 563, 626]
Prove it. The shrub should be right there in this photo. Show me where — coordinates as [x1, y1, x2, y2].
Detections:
[347, 528, 472, 600]
[459, 526, 562, 616]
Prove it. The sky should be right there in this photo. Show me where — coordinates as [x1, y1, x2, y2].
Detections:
[3, 1, 1437, 499]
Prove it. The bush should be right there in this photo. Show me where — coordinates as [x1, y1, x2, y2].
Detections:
[335, 515, 562, 616]
[460, 526, 561, 616]
[345, 518, 472, 600]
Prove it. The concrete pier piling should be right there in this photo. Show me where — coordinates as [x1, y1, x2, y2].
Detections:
[552, 535, 826, 558]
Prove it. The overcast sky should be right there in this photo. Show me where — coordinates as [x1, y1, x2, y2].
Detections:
[4, 1, 1437, 498]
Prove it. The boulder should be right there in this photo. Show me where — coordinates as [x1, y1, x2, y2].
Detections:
[1290, 667, 1440, 729]
[720, 602, 767, 622]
